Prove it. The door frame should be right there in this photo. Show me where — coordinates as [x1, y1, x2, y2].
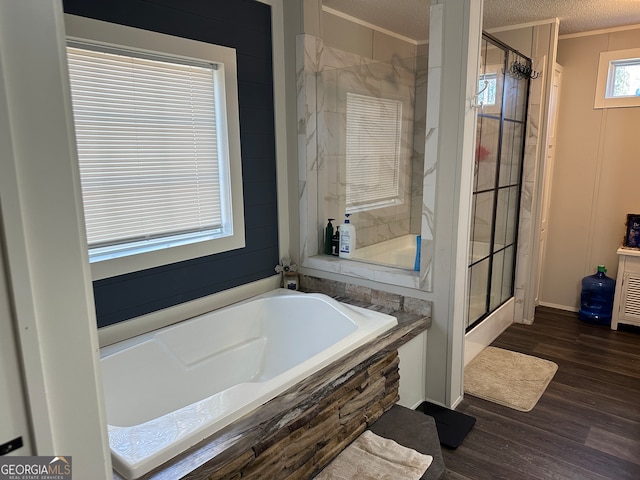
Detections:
[0, 213, 32, 456]
[534, 63, 563, 305]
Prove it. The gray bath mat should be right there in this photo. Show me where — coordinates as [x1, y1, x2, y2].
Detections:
[464, 347, 558, 412]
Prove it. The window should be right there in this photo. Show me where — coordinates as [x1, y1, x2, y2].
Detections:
[68, 45, 225, 257]
[478, 74, 497, 106]
[65, 15, 244, 280]
[608, 60, 640, 97]
[345, 92, 403, 212]
[595, 47, 640, 109]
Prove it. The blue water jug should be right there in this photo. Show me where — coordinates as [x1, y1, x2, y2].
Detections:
[578, 265, 616, 325]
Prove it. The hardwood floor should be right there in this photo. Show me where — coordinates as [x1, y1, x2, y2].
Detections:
[444, 307, 640, 480]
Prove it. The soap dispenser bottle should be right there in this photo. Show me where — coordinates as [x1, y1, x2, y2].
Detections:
[324, 219, 334, 255]
[331, 227, 340, 255]
[339, 214, 356, 258]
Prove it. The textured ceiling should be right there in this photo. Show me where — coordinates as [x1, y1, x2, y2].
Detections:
[322, 0, 640, 42]
[484, 0, 640, 36]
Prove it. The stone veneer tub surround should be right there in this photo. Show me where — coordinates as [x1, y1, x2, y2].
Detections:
[111, 283, 430, 479]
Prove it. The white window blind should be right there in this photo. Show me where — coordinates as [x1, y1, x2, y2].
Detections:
[345, 92, 402, 211]
[67, 44, 224, 256]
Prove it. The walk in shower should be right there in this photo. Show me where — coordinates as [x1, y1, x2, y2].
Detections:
[467, 34, 531, 331]
[316, 54, 428, 271]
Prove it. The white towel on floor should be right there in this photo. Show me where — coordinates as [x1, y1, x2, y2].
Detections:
[315, 430, 432, 480]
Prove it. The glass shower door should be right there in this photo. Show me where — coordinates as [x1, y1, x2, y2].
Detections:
[466, 34, 530, 331]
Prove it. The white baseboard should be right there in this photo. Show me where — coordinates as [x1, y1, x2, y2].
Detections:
[538, 301, 578, 312]
[450, 394, 463, 409]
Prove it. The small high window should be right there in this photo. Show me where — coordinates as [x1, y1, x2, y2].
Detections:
[595, 47, 640, 109]
[608, 59, 640, 98]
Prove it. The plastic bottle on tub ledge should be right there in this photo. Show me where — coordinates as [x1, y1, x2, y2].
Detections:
[331, 226, 340, 256]
[324, 218, 334, 255]
[338, 213, 356, 259]
[414, 235, 421, 271]
[578, 265, 616, 325]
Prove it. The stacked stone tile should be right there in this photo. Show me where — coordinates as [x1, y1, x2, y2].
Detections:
[207, 351, 399, 480]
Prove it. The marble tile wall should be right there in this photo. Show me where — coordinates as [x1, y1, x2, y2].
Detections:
[297, 34, 321, 263]
[411, 48, 429, 235]
[418, 3, 444, 292]
[317, 47, 419, 248]
[513, 52, 544, 325]
[297, 32, 434, 291]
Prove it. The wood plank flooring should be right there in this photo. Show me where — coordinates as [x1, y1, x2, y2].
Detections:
[444, 307, 640, 480]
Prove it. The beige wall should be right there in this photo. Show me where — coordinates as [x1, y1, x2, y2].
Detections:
[541, 27, 640, 310]
[322, 11, 417, 61]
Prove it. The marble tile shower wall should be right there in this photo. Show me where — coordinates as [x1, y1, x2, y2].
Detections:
[411, 52, 429, 235]
[513, 53, 543, 325]
[316, 46, 426, 248]
[298, 33, 435, 291]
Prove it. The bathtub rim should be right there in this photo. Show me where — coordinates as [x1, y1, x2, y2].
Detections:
[99, 289, 388, 360]
[99, 289, 376, 359]
[98, 276, 282, 349]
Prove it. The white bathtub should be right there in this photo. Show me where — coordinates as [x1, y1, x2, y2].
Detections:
[351, 234, 419, 270]
[100, 289, 397, 479]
